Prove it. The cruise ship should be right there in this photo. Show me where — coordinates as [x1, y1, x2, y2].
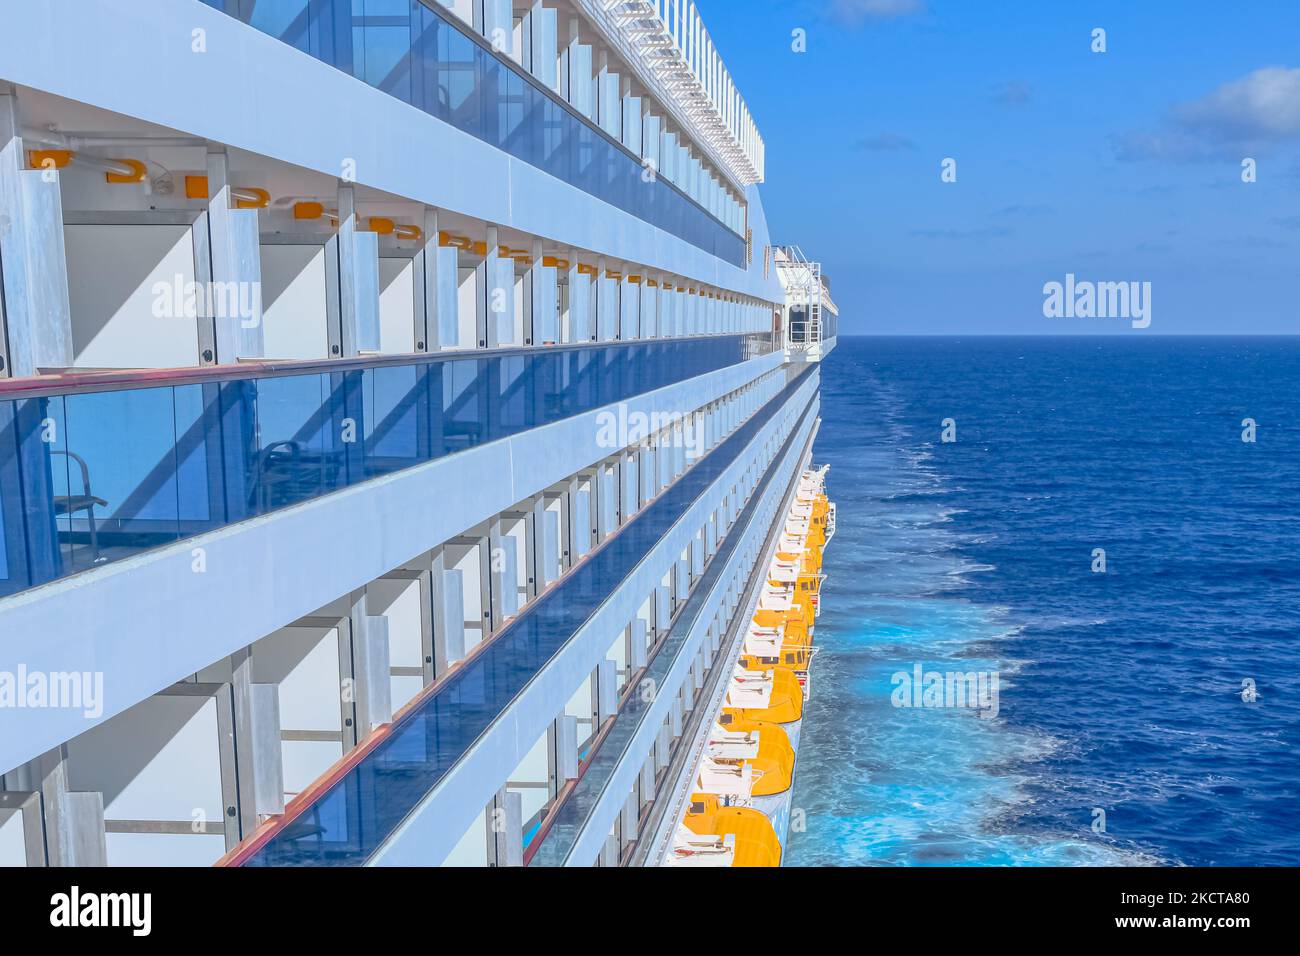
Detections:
[0, 0, 837, 868]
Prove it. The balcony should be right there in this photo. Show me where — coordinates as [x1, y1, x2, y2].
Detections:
[198, 0, 747, 266]
[0, 335, 774, 598]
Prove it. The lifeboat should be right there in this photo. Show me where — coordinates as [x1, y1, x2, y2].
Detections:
[673, 794, 782, 867]
[721, 665, 803, 724]
[706, 719, 795, 796]
[753, 584, 814, 632]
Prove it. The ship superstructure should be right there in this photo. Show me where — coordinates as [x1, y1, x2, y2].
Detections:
[0, 0, 835, 867]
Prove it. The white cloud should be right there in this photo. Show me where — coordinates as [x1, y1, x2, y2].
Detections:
[1175, 67, 1300, 140]
[1115, 66, 1300, 161]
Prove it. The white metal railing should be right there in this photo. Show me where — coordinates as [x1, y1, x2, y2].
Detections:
[574, 0, 765, 188]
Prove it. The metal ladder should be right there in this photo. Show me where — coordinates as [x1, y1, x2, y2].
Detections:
[779, 245, 822, 349]
[807, 259, 823, 346]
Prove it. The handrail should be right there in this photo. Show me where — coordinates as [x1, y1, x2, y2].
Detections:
[0, 332, 776, 400]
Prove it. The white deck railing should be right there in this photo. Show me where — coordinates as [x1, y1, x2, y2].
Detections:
[573, 0, 765, 188]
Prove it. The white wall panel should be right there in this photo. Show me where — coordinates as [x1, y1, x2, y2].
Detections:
[65, 223, 197, 369]
[379, 257, 417, 355]
[260, 244, 330, 360]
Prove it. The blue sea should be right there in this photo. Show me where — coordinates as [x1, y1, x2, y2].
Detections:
[787, 337, 1300, 867]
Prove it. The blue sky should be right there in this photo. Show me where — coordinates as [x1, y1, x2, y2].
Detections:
[702, 0, 1300, 334]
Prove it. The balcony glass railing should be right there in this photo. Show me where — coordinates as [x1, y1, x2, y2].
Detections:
[198, 0, 747, 267]
[0, 335, 773, 598]
[232, 365, 814, 866]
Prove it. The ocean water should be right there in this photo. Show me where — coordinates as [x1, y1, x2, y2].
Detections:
[787, 337, 1300, 867]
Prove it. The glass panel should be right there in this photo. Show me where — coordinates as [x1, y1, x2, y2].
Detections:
[496, 355, 531, 434]
[411, 1, 444, 118]
[443, 21, 480, 139]
[243, 0, 312, 54]
[362, 363, 428, 479]
[479, 36, 504, 148]
[173, 383, 218, 535]
[0, 398, 56, 596]
[60, 387, 182, 571]
[515, 75, 542, 165]
[355, 0, 415, 102]
[251, 373, 331, 513]
[439, 356, 484, 454]
[575, 120, 597, 195]
[542, 96, 567, 181]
